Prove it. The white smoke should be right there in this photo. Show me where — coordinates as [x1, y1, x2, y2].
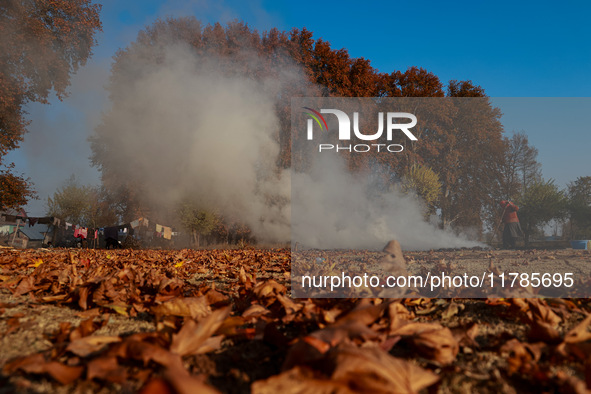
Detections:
[292, 154, 480, 250]
[96, 40, 479, 250]
[95, 44, 293, 240]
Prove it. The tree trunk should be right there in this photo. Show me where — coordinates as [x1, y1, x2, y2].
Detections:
[524, 223, 531, 247]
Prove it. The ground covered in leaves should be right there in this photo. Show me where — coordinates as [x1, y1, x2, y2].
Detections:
[1, 247, 591, 393]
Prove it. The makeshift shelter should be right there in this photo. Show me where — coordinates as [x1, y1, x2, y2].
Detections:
[13, 227, 45, 248]
[0, 208, 28, 247]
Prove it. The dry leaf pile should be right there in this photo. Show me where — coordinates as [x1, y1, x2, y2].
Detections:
[0, 248, 591, 393]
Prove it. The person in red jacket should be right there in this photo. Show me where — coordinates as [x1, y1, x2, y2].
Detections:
[500, 200, 523, 249]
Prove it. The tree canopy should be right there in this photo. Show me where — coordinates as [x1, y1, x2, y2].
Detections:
[90, 18, 513, 238]
[518, 179, 567, 245]
[0, 0, 102, 208]
[401, 163, 442, 218]
[46, 175, 117, 228]
[177, 200, 220, 247]
[568, 176, 591, 239]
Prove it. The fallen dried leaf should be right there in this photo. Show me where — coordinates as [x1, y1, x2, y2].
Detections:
[170, 307, 230, 357]
[330, 344, 439, 393]
[152, 297, 211, 320]
[391, 322, 459, 365]
[252, 366, 354, 394]
[66, 336, 122, 357]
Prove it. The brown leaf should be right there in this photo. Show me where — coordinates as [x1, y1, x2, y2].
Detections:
[164, 369, 220, 394]
[41, 294, 70, 302]
[86, 356, 127, 383]
[75, 308, 101, 319]
[43, 362, 84, 385]
[204, 288, 229, 306]
[282, 336, 331, 371]
[139, 378, 175, 394]
[391, 322, 459, 365]
[66, 336, 122, 357]
[322, 307, 342, 324]
[69, 318, 102, 341]
[330, 344, 439, 393]
[520, 298, 562, 326]
[500, 338, 544, 375]
[193, 335, 224, 354]
[158, 277, 184, 296]
[282, 300, 387, 370]
[125, 339, 178, 367]
[524, 299, 562, 343]
[529, 320, 561, 343]
[314, 321, 379, 346]
[412, 326, 459, 365]
[6, 316, 21, 334]
[560, 315, 591, 360]
[336, 300, 390, 327]
[151, 297, 211, 320]
[13, 276, 36, 296]
[215, 315, 246, 336]
[451, 323, 480, 348]
[49, 322, 72, 344]
[252, 366, 354, 394]
[4, 353, 46, 375]
[277, 294, 302, 315]
[441, 301, 464, 320]
[565, 315, 591, 344]
[163, 353, 221, 394]
[242, 304, 271, 318]
[283, 321, 379, 370]
[239, 266, 247, 284]
[254, 280, 286, 302]
[170, 307, 230, 357]
[4, 353, 83, 385]
[388, 302, 414, 331]
[78, 286, 90, 310]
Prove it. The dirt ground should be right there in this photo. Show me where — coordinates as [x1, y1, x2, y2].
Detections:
[0, 246, 590, 393]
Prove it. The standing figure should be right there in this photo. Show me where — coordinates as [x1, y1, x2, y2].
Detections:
[500, 200, 523, 249]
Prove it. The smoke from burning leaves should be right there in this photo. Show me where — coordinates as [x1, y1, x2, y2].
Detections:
[92, 43, 293, 241]
[92, 37, 478, 249]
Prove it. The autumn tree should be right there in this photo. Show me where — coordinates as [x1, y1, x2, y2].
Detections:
[177, 200, 220, 248]
[433, 82, 506, 234]
[46, 176, 117, 228]
[518, 179, 567, 246]
[91, 18, 319, 221]
[500, 132, 541, 199]
[401, 163, 442, 218]
[567, 176, 591, 239]
[384, 67, 445, 98]
[0, 166, 36, 209]
[0, 0, 102, 207]
[92, 18, 508, 240]
[373, 77, 507, 235]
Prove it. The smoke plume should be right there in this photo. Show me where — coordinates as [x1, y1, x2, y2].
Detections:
[292, 154, 480, 250]
[94, 44, 293, 240]
[95, 40, 479, 250]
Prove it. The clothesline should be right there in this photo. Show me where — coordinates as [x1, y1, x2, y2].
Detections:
[0, 213, 175, 241]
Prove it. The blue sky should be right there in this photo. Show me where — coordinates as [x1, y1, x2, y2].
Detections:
[6, 0, 591, 216]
